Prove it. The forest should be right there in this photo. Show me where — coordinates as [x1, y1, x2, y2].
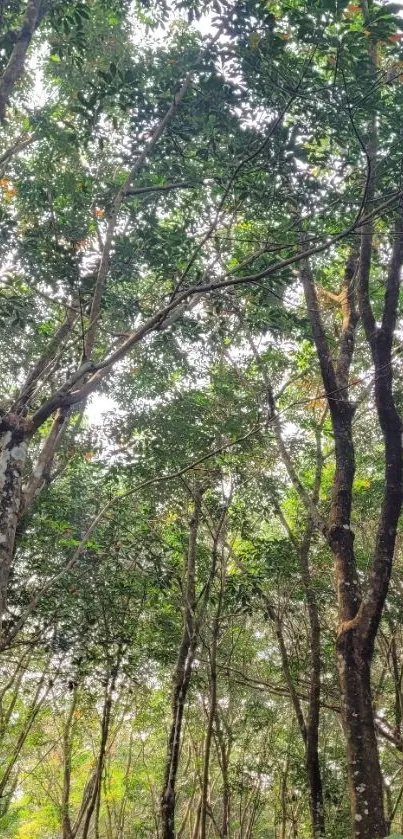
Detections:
[1, 0, 403, 837]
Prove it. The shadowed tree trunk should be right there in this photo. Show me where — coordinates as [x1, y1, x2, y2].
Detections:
[299, 191, 403, 836]
[81, 659, 121, 839]
[213, 706, 231, 838]
[249, 333, 326, 839]
[0, 0, 45, 122]
[200, 548, 225, 839]
[160, 490, 202, 839]
[273, 493, 325, 837]
[161, 490, 227, 839]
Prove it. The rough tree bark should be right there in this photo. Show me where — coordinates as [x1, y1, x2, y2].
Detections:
[299, 199, 403, 837]
[0, 414, 30, 628]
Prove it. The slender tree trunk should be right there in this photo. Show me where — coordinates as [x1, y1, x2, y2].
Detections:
[70, 771, 97, 838]
[61, 684, 78, 839]
[81, 662, 119, 839]
[301, 530, 325, 839]
[280, 751, 289, 839]
[273, 585, 325, 839]
[214, 707, 231, 838]
[191, 800, 202, 839]
[261, 511, 325, 838]
[21, 407, 70, 516]
[222, 761, 230, 838]
[245, 323, 326, 837]
[12, 308, 78, 415]
[0, 659, 51, 799]
[301, 430, 326, 839]
[389, 634, 402, 740]
[0, 649, 31, 742]
[177, 776, 197, 838]
[160, 491, 202, 839]
[200, 554, 224, 839]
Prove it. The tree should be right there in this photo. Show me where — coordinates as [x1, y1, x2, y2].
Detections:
[2, 2, 403, 838]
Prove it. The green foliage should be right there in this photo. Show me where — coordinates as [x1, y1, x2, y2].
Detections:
[1, 0, 403, 836]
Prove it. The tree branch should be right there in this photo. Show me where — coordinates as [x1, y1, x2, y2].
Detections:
[0, 0, 44, 122]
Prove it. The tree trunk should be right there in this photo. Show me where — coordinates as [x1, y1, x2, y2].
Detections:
[263, 506, 325, 838]
[214, 707, 231, 839]
[81, 658, 120, 839]
[336, 629, 386, 839]
[21, 407, 69, 516]
[0, 416, 29, 629]
[304, 605, 325, 839]
[0, 0, 44, 122]
[61, 684, 78, 839]
[160, 491, 202, 839]
[389, 634, 402, 740]
[299, 248, 391, 838]
[300, 523, 325, 839]
[200, 554, 224, 839]
[0, 659, 51, 800]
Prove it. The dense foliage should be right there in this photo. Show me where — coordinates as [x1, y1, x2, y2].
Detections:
[1, 1, 403, 837]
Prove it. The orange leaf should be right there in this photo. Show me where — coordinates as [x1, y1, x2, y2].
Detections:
[94, 207, 104, 217]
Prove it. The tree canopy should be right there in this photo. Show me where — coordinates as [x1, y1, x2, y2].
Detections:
[1, 1, 403, 838]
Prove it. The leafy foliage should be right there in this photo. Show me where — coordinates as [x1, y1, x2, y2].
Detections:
[1, 0, 403, 837]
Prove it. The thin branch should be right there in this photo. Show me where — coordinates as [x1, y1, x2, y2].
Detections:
[1, 424, 261, 648]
